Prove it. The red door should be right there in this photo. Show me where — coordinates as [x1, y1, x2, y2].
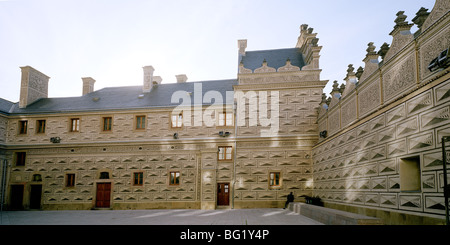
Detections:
[217, 183, 230, 206]
[96, 183, 111, 208]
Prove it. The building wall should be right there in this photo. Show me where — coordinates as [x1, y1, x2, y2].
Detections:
[313, 3, 450, 224]
[5, 108, 237, 210]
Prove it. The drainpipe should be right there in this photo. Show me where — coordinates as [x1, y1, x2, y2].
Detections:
[1, 159, 8, 212]
[441, 136, 450, 226]
[232, 101, 237, 209]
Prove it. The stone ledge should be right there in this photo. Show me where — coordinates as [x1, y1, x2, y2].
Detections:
[288, 202, 384, 225]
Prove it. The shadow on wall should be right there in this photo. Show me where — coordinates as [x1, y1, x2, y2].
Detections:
[301, 195, 323, 206]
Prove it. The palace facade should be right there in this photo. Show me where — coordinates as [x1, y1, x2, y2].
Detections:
[0, 0, 449, 225]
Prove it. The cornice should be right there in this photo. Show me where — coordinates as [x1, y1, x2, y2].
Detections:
[234, 80, 328, 91]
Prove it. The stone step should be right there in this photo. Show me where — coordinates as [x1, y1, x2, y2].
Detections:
[288, 202, 384, 225]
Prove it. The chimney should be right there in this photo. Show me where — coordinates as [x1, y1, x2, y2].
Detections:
[153, 76, 162, 85]
[238, 39, 247, 56]
[176, 74, 188, 83]
[143, 66, 155, 93]
[82, 77, 96, 95]
[19, 66, 50, 108]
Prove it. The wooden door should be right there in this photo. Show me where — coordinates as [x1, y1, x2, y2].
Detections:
[217, 183, 230, 206]
[96, 183, 111, 208]
[30, 185, 42, 209]
[10, 185, 24, 210]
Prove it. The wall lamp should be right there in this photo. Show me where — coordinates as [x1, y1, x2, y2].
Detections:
[219, 131, 231, 137]
[50, 137, 61, 143]
[428, 48, 449, 72]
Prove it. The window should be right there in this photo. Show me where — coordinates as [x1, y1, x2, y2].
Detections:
[15, 152, 26, 166]
[102, 117, 112, 131]
[136, 116, 146, 130]
[218, 112, 233, 126]
[169, 171, 180, 185]
[171, 113, 183, 128]
[70, 118, 80, 132]
[218, 146, 232, 161]
[66, 174, 75, 187]
[18, 120, 28, 134]
[269, 172, 281, 187]
[400, 156, 421, 192]
[36, 120, 46, 134]
[32, 174, 42, 182]
[133, 172, 144, 186]
[99, 172, 110, 179]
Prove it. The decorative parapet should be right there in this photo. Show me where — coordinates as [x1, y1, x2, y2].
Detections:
[328, 80, 341, 109]
[237, 25, 323, 87]
[341, 64, 358, 97]
[420, 0, 449, 31]
[277, 58, 301, 72]
[377, 43, 390, 62]
[412, 7, 431, 31]
[296, 24, 322, 70]
[254, 59, 276, 73]
[316, 1, 450, 141]
[383, 11, 414, 62]
[359, 42, 380, 83]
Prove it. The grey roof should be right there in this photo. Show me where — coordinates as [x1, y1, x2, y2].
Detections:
[0, 98, 14, 114]
[9, 79, 237, 115]
[239, 48, 305, 71]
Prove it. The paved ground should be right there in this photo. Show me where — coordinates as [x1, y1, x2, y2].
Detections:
[0, 208, 323, 225]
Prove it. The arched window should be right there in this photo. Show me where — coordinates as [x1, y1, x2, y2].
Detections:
[32, 174, 42, 182]
[99, 172, 110, 179]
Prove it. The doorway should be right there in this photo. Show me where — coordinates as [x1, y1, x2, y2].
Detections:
[30, 185, 42, 209]
[217, 183, 230, 206]
[10, 185, 24, 210]
[96, 183, 111, 208]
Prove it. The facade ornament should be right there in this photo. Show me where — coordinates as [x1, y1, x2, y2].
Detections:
[355, 66, 364, 80]
[394, 11, 408, 27]
[254, 59, 276, 73]
[342, 64, 358, 97]
[346, 64, 355, 78]
[277, 58, 300, 72]
[412, 7, 430, 30]
[366, 42, 377, 55]
[331, 80, 340, 94]
[239, 61, 253, 74]
[312, 38, 319, 47]
[359, 42, 380, 83]
[378, 43, 390, 60]
[321, 93, 328, 105]
[339, 83, 346, 94]
[385, 11, 414, 62]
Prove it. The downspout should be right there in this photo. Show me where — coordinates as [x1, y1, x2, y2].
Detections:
[1, 159, 8, 212]
[232, 101, 237, 209]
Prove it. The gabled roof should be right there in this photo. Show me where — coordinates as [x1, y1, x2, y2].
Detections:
[9, 79, 237, 115]
[239, 48, 305, 71]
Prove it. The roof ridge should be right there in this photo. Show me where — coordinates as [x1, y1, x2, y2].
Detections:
[245, 47, 300, 53]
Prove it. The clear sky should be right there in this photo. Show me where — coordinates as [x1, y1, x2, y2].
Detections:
[0, 0, 437, 103]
